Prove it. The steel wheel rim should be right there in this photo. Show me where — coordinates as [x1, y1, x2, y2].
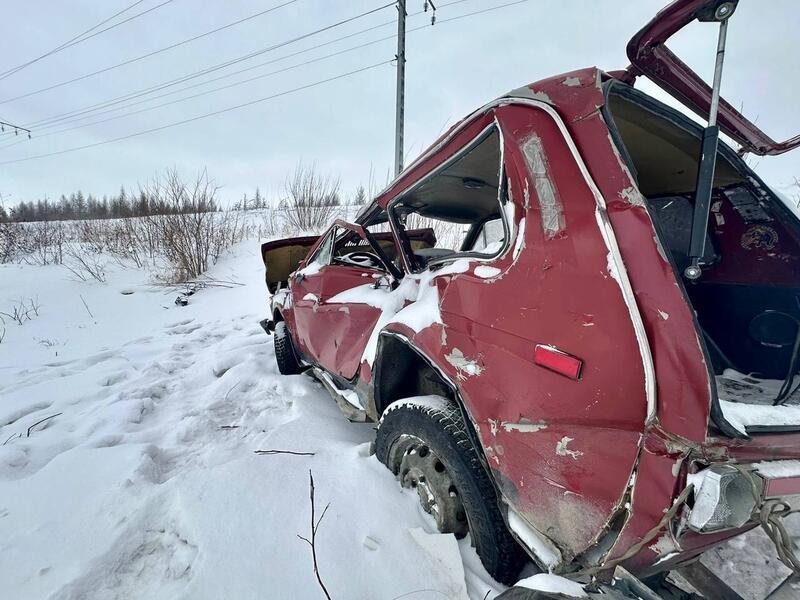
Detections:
[389, 434, 468, 538]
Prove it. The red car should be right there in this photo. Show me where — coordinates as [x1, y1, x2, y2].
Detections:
[262, 0, 800, 593]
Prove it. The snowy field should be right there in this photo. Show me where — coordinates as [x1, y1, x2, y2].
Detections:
[1, 234, 799, 600]
[0, 240, 508, 600]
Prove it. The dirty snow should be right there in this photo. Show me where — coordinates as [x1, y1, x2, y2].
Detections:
[0, 243, 506, 600]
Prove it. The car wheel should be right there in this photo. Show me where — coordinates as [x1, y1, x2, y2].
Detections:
[375, 395, 527, 585]
[273, 321, 303, 375]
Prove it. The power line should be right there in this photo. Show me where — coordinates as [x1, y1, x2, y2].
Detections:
[8, 0, 470, 133]
[5, 42, 395, 142]
[0, 61, 392, 166]
[0, 0, 530, 160]
[14, 18, 415, 134]
[0, 0, 154, 80]
[0, 119, 31, 138]
[0, 0, 302, 105]
[0, 36, 402, 147]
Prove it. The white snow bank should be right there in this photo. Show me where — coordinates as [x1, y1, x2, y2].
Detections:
[516, 573, 588, 598]
[0, 242, 506, 600]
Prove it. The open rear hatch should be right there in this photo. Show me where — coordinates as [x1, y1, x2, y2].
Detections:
[610, 0, 800, 437]
[625, 0, 800, 156]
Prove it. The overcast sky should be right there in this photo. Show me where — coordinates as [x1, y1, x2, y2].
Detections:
[1, 0, 798, 208]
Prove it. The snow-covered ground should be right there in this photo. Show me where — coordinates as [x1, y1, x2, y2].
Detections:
[0, 242, 505, 600]
[2, 237, 799, 600]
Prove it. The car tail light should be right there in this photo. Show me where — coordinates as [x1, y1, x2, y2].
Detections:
[687, 465, 762, 533]
[533, 344, 583, 380]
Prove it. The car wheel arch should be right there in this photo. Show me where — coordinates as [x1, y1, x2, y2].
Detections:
[373, 332, 493, 473]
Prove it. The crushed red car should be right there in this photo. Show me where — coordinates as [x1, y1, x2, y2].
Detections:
[261, 0, 800, 594]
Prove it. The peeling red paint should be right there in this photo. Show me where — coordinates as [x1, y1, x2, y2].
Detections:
[262, 60, 800, 578]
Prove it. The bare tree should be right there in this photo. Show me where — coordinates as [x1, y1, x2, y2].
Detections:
[146, 168, 246, 281]
[281, 163, 341, 232]
[351, 185, 367, 205]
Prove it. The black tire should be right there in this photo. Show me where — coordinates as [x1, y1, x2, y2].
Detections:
[375, 396, 527, 585]
[273, 321, 303, 375]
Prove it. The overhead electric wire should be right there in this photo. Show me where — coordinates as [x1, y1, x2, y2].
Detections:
[0, 0, 303, 105]
[1, 0, 530, 162]
[0, 37, 402, 148]
[15, 10, 438, 134]
[6, 0, 471, 135]
[0, 61, 392, 166]
[4, 0, 468, 141]
[0, 0, 155, 81]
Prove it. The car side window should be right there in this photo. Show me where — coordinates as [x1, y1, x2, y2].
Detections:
[305, 230, 335, 269]
[389, 126, 509, 272]
[470, 218, 505, 254]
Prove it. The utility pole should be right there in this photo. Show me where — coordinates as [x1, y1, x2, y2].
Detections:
[394, 0, 407, 177]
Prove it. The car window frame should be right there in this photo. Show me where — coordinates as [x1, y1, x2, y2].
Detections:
[386, 123, 511, 274]
[331, 227, 388, 272]
[302, 228, 336, 270]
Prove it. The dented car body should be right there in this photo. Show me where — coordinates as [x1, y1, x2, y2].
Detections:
[262, 0, 800, 587]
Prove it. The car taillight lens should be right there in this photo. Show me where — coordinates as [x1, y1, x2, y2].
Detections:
[687, 465, 762, 533]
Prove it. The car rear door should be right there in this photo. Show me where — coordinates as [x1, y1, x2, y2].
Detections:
[435, 104, 647, 561]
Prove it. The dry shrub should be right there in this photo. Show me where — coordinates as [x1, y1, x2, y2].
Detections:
[0, 222, 21, 263]
[142, 168, 247, 281]
[19, 221, 66, 266]
[280, 163, 342, 232]
[1, 296, 40, 325]
[62, 243, 107, 283]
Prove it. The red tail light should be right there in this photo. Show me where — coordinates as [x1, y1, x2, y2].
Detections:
[534, 344, 583, 380]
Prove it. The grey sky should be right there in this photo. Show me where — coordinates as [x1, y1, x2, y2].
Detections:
[1, 0, 798, 207]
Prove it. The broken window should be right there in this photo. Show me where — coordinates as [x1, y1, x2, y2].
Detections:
[389, 127, 508, 271]
[306, 229, 335, 267]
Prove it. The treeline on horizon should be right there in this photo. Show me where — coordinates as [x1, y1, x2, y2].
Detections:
[0, 187, 273, 223]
